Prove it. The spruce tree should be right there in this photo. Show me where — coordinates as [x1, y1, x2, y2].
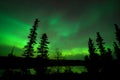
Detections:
[23, 19, 39, 57]
[114, 42, 120, 60]
[105, 48, 112, 61]
[86, 38, 100, 74]
[88, 38, 97, 60]
[96, 32, 106, 56]
[37, 33, 49, 59]
[114, 24, 120, 45]
[35, 33, 49, 76]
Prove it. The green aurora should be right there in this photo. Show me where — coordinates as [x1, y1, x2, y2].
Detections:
[0, 0, 120, 59]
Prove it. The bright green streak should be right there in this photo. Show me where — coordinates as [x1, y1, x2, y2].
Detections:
[0, 14, 31, 56]
[0, 0, 118, 59]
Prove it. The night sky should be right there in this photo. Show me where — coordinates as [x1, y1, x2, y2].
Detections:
[0, 0, 120, 59]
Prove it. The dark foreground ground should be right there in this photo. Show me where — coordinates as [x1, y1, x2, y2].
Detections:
[0, 72, 119, 80]
[0, 57, 120, 80]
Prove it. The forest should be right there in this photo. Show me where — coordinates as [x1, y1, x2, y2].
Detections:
[0, 19, 120, 80]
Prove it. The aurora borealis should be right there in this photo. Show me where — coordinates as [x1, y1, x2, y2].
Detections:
[0, 0, 120, 59]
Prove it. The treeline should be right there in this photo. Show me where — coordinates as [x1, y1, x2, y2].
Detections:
[0, 19, 120, 80]
[84, 24, 120, 80]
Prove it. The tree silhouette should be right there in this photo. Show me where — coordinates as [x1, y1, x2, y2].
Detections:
[106, 48, 112, 59]
[96, 32, 106, 58]
[104, 48, 113, 62]
[55, 48, 62, 73]
[55, 48, 62, 60]
[115, 24, 120, 45]
[23, 19, 39, 57]
[37, 33, 49, 59]
[35, 33, 49, 78]
[88, 38, 99, 60]
[85, 38, 100, 80]
[114, 42, 120, 60]
[8, 46, 15, 57]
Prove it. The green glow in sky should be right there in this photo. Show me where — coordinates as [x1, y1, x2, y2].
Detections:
[0, 0, 120, 59]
